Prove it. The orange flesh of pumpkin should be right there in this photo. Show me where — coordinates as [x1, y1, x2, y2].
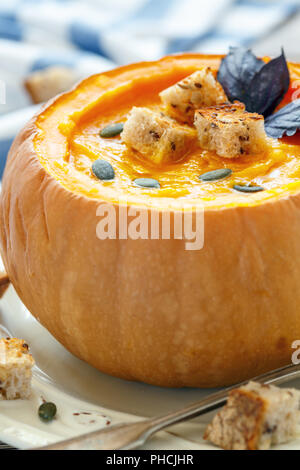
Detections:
[33, 54, 300, 210]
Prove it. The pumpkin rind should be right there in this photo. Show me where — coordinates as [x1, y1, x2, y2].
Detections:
[1, 54, 300, 387]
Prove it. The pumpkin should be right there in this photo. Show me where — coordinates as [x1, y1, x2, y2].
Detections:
[1, 54, 300, 388]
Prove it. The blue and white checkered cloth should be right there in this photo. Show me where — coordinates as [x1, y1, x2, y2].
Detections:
[0, 0, 299, 176]
[0, 0, 300, 113]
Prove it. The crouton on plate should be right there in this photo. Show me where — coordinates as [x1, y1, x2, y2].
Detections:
[122, 107, 197, 164]
[160, 68, 227, 124]
[194, 102, 268, 158]
[0, 338, 35, 400]
[204, 381, 300, 450]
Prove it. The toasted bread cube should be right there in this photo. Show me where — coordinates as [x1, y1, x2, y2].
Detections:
[194, 102, 267, 158]
[204, 381, 300, 450]
[24, 66, 77, 104]
[122, 107, 196, 164]
[0, 338, 35, 400]
[160, 68, 227, 124]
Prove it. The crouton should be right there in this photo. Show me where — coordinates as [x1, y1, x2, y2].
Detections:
[24, 66, 77, 104]
[204, 381, 300, 450]
[0, 338, 35, 400]
[194, 102, 268, 158]
[122, 107, 197, 164]
[160, 68, 227, 124]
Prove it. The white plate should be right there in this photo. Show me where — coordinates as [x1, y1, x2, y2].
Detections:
[1, 281, 300, 450]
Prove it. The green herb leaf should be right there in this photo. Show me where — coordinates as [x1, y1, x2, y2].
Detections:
[218, 47, 290, 117]
[248, 50, 290, 117]
[265, 99, 300, 139]
[217, 47, 264, 104]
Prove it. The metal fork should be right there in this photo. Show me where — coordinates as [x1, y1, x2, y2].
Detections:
[33, 363, 300, 450]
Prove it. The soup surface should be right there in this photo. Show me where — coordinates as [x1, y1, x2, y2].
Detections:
[34, 55, 300, 209]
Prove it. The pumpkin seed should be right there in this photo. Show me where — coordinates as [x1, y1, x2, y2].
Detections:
[92, 159, 115, 180]
[100, 123, 124, 138]
[233, 184, 264, 193]
[134, 178, 160, 189]
[38, 402, 57, 422]
[199, 169, 232, 182]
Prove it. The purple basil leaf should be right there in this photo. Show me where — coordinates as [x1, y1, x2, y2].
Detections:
[217, 46, 264, 103]
[247, 49, 290, 117]
[265, 99, 300, 138]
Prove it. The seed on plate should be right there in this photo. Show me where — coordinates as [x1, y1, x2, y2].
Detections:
[92, 159, 115, 180]
[99, 123, 124, 138]
[199, 169, 232, 182]
[38, 402, 57, 422]
[134, 178, 160, 189]
[233, 184, 264, 193]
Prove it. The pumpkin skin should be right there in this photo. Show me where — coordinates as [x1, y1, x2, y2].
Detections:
[1, 54, 300, 388]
